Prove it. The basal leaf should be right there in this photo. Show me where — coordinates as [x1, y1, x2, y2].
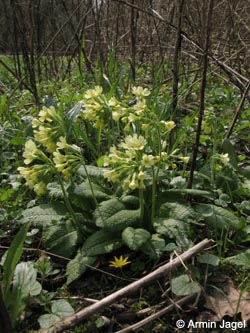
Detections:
[66, 254, 97, 285]
[122, 227, 151, 250]
[43, 220, 78, 257]
[195, 204, 240, 229]
[20, 203, 67, 226]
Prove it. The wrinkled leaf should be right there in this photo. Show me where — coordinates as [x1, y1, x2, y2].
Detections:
[171, 274, 200, 296]
[122, 227, 151, 250]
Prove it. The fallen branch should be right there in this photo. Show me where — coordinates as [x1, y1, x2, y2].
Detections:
[40, 238, 214, 333]
[115, 294, 195, 333]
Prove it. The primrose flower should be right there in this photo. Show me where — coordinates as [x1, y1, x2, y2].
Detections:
[220, 153, 230, 165]
[121, 135, 147, 151]
[84, 86, 103, 99]
[142, 154, 155, 168]
[34, 182, 47, 195]
[129, 173, 139, 190]
[56, 136, 69, 150]
[23, 140, 40, 165]
[109, 256, 131, 268]
[34, 126, 56, 153]
[38, 106, 56, 123]
[103, 169, 119, 182]
[18, 166, 38, 188]
[132, 86, 150, 98]
[181, 156, 189, 164]
[160, 120, 175, 131]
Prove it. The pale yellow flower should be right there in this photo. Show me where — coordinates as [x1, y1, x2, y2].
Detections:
[18, 166, 38, 188]
[23, 140, 39, 165]
[142, 154, 155, 168]
[132, 86, 150, 98]
[103, 169, 119, 182]
[220, 153, 230, 165]
[56, 137, 69, 150]
[84, 86, 103, 99]
[34, 182, 47, 195]
[38, 106, 56, 122]
[121, 135, 146, 151]
[180, 156, 189, 164]
[161, 120, 175, 131]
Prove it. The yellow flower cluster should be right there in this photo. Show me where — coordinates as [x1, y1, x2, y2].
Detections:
[103, 134, 158, 190]
[52, 137, 82, 180]
[32, 106, 66, 153]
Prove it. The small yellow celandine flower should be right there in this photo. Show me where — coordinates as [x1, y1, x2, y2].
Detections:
[109, 255, 131, 268]
[132, 86, 150, 98]
[23, 140, 39, 165]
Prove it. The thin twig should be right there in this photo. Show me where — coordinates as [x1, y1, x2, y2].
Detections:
[40, 238, 214, 333]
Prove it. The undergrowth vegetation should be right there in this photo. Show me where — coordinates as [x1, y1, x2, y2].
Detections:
[1, 56, 250, 332]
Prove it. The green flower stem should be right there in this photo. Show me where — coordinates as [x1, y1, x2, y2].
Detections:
[43, 154, 81, 234]
[139, 188, 144, 225]
[55, 170, 81, 233]
[80, 157, 105, 226]
[151, 167, 156, 223]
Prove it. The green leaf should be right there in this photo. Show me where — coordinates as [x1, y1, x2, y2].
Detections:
[73, 179, 110, 204]
[154, 218, 189, 239]
[10, 262, 42, 325]
[223, 250, 250, 267]
[195, 204, 240, 229]
[160, 202, 195, 220]
[82, 229, 122, 256]
[197, 254, 219, 266]
[66, 254, 96, 285]
[122, 227, 151, 250]
[38, 314, 61, 329]
[95, 198, 125, 225]
[171, 274, 200, 296]
[141, 234, 166, 260]
[2, 224, 29, 302]
[51, 299, 74, 318]
[95, 198, 140, 231]
[43, 220, 78, 258]
[20, 203, 67, 226]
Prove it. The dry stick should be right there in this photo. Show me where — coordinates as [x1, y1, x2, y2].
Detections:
[41, 238, 213, 333]
[115, 294, 194, 333]
[224, 80, 250, 140]
[169, 0, 185, 150]
[187, 0, 214, 189]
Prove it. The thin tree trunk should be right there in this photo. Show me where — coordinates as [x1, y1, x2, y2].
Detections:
[187, 0, 214, 189]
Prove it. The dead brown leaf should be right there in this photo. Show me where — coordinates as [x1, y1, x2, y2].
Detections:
[204, 277, 250, 323]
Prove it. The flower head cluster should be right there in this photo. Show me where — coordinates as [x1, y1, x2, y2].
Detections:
[52, 137, 83, 180]
[32, 106, 66, 153]
[81, 86, 108, 129]
[104, 134, 158, 190]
